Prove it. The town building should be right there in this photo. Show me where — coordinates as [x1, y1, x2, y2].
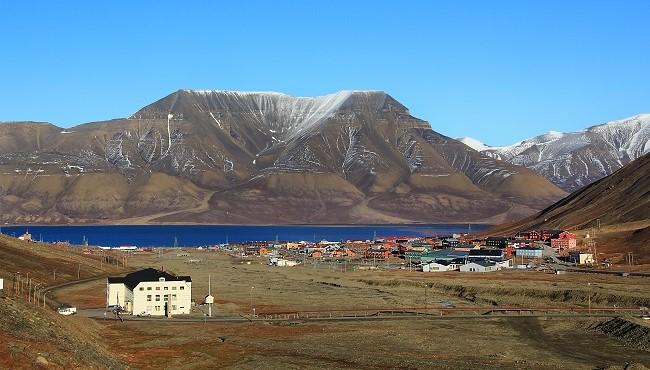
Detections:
[515, 247, 543, 258]
[460, 261, 498, 272]
[568, 252, 594, 265]
[468, 249, 504, 261]
[18, 231, 32, 241]
[441, 238, 460, 248]
[541, 229, 564, 241]
[107, 268, 192, 316]
[485, 237, 509, 248]
[422, 259, 464, 272]
[550, 231, 576, 252]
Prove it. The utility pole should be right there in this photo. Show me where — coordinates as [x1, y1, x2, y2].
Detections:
[77, 263, 81, 280]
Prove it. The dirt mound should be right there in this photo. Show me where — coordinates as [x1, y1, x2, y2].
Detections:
[590, 318, 650, 351]
[0, 296, 124, 369]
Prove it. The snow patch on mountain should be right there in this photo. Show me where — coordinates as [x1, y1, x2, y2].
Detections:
[481, 114, 650, 192]
[456, 137, 490, 151]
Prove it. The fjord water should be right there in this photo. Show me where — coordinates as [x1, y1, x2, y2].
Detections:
[0, 224, 490, 247]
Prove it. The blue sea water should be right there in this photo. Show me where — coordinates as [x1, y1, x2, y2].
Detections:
[0, 224, 490, 247]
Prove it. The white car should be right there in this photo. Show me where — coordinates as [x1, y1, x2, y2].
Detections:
[57, 307, 77, 316]
[136, 311, 151, 317]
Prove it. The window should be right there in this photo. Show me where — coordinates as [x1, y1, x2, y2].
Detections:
[155, 306, 161, 311]
[180, 306, 185, 309]
[164, 287, 168, 291]
[172, 305, 177, 310]
[155, 295, 160, 301]
[147, 295, 152, 301]
[147, 287, 152, 291]
[139, 287, 144, 291]
[164, 295, 169, 302]
[172, 294, 177, 301]
[155, 287, 160, 290]
[180, 286, 185, 290]
[172, 286, 177, 290]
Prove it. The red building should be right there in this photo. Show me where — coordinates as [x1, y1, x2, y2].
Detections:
[550, 231, 576, 252]
[364, 248, 392, 259]
[517, 231, 540, 241]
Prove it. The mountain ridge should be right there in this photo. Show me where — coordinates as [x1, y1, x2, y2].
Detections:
[470, 114, 650, 192]
[0, 89, 566, 224]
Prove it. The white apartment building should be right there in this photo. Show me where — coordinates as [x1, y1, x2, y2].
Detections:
[107, 268, 192, 316]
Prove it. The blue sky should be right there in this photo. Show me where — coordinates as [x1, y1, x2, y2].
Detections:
[1, 1, 648, 146]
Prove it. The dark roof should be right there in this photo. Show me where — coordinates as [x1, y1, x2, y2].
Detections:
[108, 268, 191, 290]
[468, 249, 504, 257]
[470, 260, 497, 267]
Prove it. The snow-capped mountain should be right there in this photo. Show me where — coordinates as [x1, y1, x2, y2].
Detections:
[456, 137, 490, 151]
[0, 89, 566, 224]
[481, 114, 650, 192]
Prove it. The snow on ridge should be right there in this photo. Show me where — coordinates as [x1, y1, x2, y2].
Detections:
[181, 89, 385, 100]
[456, 136, 490, 151]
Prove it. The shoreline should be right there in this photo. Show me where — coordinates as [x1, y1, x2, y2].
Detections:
[1, 222, 494, 228]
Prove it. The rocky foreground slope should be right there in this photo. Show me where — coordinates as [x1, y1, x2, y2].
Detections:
[471, 114, 650, 192]
[0, 90, 566, 224]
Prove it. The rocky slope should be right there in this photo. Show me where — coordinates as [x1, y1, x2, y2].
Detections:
[480, 114, 650, 192]
[496, 152, 650, 231]
[0, 90, 566, 224]
[487, 153, 650, 262]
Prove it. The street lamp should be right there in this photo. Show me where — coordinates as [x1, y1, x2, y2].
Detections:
[424, 283, 431, 313]
[250, 286, 255, 317]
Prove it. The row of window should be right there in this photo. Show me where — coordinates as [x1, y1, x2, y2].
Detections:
[139, 285, 185, 291]
[146, 294, 178, 302]
[146, 305, 183, 312]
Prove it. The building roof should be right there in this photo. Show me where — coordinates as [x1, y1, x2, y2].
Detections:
[466, 260, 497, 267]
[468, 249, 503, 257]
[108, 268, 191, 290]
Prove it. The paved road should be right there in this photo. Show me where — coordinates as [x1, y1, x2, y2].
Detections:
[76, 307, 647, 324]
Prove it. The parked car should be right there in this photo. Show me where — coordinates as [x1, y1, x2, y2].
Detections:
[57, 307, 77, 316]
[136, 311, 151, 317]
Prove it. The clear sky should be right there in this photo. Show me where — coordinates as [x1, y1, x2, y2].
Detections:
[1, 1, 648, 146]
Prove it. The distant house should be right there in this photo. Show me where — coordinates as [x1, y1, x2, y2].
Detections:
[542, 229, 564, 241]
[442, 238, 460, 248]
[18, 231, 32, 241]
[550, 231, 576, 252]
[460, 261, 498, 272]
[515, 247, 543, 258]
[420, 249, 468, 264]
[568, 252, 594, 265]
[468, 249, 504, 261]
[485, 237, 509, 248]
[107, 268, 192, 316]
[364, 248, 391, 259]
[422, 259, 463, 272]
[270, 258, 300, 267]
[516, 231, 541, 241]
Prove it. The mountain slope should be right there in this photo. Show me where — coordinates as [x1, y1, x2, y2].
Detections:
[487, 153, 650, 262]
[482, 114, 650, 192]
[0, 90, 566, 224]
